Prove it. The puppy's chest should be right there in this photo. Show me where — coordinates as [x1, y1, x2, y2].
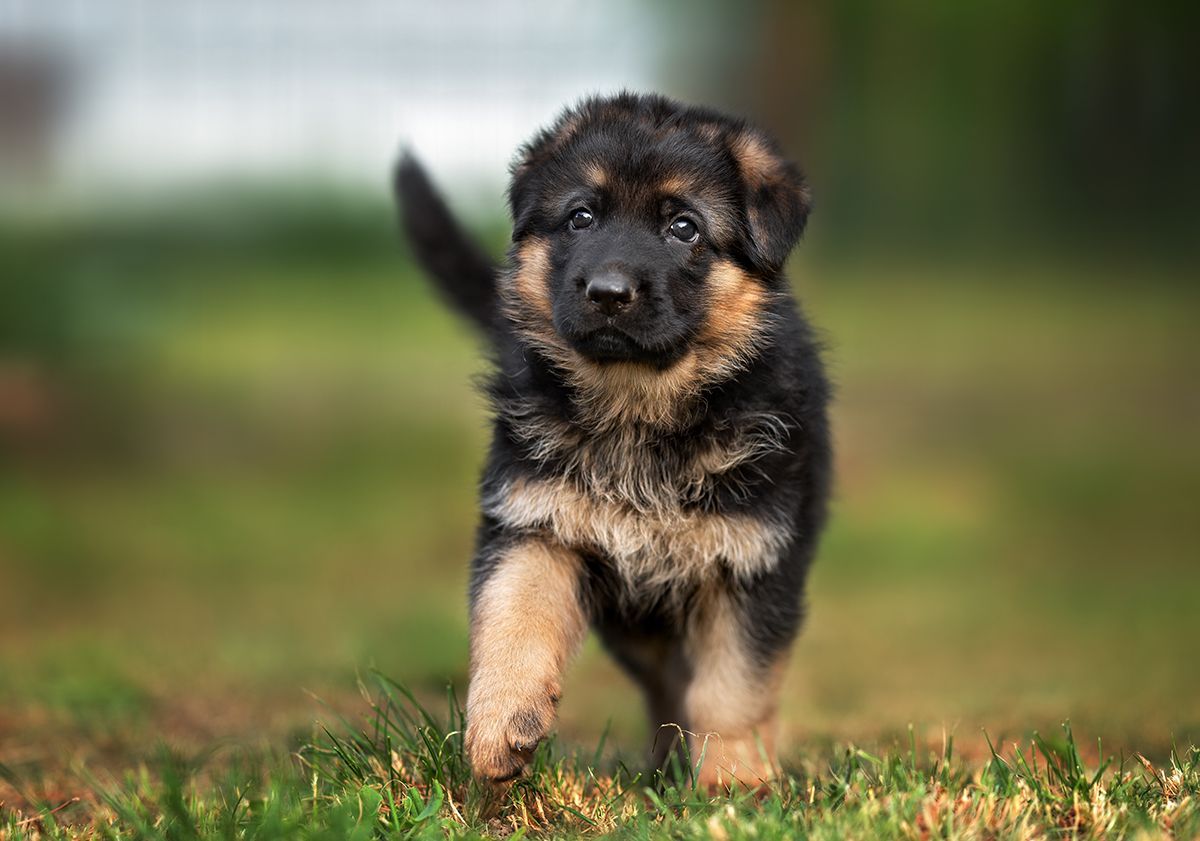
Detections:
[486, 413, 794, 586]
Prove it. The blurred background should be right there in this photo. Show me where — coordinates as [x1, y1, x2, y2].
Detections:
[1, 0, 1197, 790]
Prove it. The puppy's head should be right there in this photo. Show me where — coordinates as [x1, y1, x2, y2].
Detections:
[502, 94, 810, 419]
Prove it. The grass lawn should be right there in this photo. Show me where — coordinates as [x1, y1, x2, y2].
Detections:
[3, 675, 1198, 839]
[1, 198, 1197, 836]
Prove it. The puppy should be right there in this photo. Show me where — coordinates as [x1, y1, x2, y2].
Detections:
[395, 92, 831, 789]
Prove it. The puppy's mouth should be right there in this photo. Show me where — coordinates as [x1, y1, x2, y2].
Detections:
[566, 326, 686, 368]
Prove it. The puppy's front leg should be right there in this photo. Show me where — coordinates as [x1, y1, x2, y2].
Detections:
[466, 537, 586, 783]
[683, 587, 788, 791]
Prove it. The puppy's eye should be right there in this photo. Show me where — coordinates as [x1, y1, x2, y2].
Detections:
[569, 208, 594, 230]
[669, 217, 699, 243]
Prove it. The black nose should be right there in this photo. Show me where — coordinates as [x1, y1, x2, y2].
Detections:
[585, 271, 635, 316]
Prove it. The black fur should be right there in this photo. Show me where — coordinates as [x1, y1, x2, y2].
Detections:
[397, 93, 832, 772]
[394, 152, 498, 331]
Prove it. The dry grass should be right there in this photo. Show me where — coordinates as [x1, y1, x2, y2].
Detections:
[2, 674, 1197, 840]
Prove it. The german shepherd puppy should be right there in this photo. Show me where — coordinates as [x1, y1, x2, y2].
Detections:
[395, 92, 831, 790]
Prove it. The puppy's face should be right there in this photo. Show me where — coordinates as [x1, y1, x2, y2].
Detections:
[504, 95, 810, 374]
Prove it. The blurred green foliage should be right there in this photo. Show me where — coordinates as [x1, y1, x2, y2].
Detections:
[665, 1, 1198, 258]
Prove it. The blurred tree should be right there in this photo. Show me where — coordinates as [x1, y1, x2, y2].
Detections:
[709, 0, 1198, 260]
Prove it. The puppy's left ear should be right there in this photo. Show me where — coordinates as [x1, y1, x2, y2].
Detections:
[731, 129, 811, 275]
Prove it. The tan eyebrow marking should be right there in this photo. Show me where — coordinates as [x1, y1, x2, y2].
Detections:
[657, 174, 698, 197]
[653, 176, 740, 243]
[583, 162, 608, 189]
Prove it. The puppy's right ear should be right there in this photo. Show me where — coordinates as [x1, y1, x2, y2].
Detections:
[507, 102, 591, 239]
[730, 129, 812, 276]
[506, 142, 545, 240]
[508, 123, 575, 240]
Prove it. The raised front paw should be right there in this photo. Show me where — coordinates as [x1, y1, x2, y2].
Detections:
[465, 684, 560, 783]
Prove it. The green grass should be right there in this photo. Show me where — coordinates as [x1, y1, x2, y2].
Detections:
[3, 675, 1197, 839]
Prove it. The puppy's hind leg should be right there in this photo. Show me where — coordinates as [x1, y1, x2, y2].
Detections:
[465, 537, 587, 784]
[598, 628, 692, 778]
[682, 587, 790, 792]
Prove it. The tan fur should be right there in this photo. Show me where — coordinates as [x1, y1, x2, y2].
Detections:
[654, 177, 740, 245]
[499, 400, 791, 511]
[696, 261, 772, 373]
[683, 588, 786, 790]
[484, 476, 789, 596]
[657, 174, 696, 197]
[584, 162, 608, 189]
[731, 132, 781, 188]
[502, 256, 774, 430]
[731, 131, 812, 227]
[466, 539, 587, 782]
[509, 237, 555, 321]
[558, 354, 707, 428]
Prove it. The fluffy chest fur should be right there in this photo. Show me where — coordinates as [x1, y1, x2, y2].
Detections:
[483, 402, 796, 592]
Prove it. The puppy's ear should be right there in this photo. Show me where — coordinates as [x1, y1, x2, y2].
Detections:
[508, 101, 600, 238]
[508, 106, 588, 239]
[507, 143, 545, 239]
[731, 129, 811, 275]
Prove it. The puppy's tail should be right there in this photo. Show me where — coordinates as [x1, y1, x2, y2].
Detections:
[394, 153, 498, 332]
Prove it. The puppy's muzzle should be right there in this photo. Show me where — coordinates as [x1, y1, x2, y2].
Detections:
[585, 270, 636, 316]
